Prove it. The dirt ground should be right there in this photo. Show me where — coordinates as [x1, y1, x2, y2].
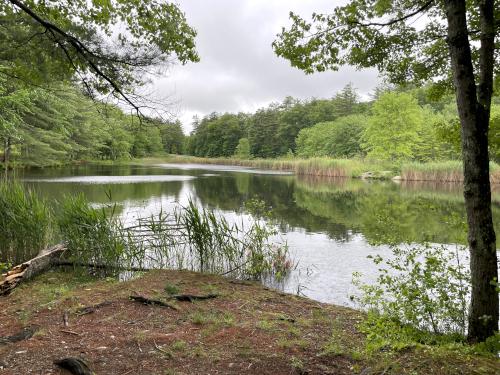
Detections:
[0, 269, 498, 374]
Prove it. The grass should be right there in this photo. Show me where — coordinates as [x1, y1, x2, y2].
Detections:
[151, 155, 500, 183]
[161, 155, 397, 179]
[0, 181, 53, 264]
[402, 160, 500, 183]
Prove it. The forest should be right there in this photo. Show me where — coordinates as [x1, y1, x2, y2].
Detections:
[3, 81, 500, 169]
[186, 83, 500, 164]
[0, 81, 184, 168]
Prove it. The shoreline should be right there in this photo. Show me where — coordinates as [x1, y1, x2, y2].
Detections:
[140, 155, 500, 184]
[5, 155, 500, 184]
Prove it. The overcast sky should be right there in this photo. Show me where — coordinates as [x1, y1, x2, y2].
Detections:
[153, 0, 380, 133]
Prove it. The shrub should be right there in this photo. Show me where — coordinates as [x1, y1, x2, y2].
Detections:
[353, 243, 470, 336]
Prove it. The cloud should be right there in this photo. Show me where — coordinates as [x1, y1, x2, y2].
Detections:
[152, 0, 380, 132]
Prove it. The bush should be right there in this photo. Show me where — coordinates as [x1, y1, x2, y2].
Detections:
[353, 243, 470, 336]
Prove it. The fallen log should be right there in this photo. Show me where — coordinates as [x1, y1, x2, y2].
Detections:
[0, 244, 66, 296]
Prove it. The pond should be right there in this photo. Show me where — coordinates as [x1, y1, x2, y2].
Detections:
[12, 163, 500, 307]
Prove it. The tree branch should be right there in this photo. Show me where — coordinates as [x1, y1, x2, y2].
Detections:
[350, 0, 435, 28]
[7, 0, 142, 116]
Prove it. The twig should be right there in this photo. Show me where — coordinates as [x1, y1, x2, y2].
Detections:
[63, 311, 69, 327]
[59, 330, 81, 336]
[153, 340, 172, 358]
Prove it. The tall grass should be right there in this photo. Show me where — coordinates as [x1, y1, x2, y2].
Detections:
[0, 182, 53, 264]
[165, 155, 500, 183]
[165, 155, 396, 179]
[58, 195, 293, 280]
[58, 194, 126, 270]
[402, 161, 500, 183]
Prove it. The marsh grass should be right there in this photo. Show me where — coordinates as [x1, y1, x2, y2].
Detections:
[165, 155, 395, 178]
[165, 155, 500, 183]
[58, 194, 126, 270]
[0, 182, 53, 264]
[58, 194, 293, 281]
[402, 160, 500, 183]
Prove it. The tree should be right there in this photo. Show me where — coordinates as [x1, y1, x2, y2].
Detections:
[160, 120, 185, 154]
[1, 0, 199, 113]
[234, 138, 251, 159]
[296, 114, 367, 158]
[274, 0, 499, 341]
[363, 92, 424, 161]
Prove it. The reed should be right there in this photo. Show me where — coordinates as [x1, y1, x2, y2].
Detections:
[401, 161, 500, 183]
[164, 155, 500, 183]
[164, 155, 396, 179]
[0, 181, 53, 264]
[58, 194, 293, 280]
[58, 194, 126, 270]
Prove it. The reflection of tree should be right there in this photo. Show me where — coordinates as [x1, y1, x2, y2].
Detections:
[23, 165, 188, 215]
[24, 165, 499, 248]
[294, 177, 500, 245]
[192, 172, 353, 241]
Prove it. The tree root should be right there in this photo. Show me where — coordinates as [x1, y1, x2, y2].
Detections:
[169, 293, 218, 302]
[129, 295, 178, 310]
[0, 326, 38, 345]
[54, 357, 93, 375]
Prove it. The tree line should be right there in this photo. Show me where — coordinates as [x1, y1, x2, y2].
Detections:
[0, 80, 184, 168]
[185, 84, 500, 163]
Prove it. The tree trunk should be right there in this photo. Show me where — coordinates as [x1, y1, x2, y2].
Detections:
[445, 0, 498, 342]
[2, 137, 10, 169]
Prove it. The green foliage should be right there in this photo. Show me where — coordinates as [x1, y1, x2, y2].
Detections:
[185, 85, 493, 163]
[58, 194, 125, 269]
[0, 82, 184, 167]
[353, 244, 470, 336]
[435, 104, 500, 163]
[296, 114, 367, 158]
[188, 84, 366, 159]
[234, 137, 251, 159]
[272, 1, 496, 89]
[53, 192, 292, 281]
[0, 0, 198, 96]
[363, 92, 424, 161]
[0, 181, 52, 264]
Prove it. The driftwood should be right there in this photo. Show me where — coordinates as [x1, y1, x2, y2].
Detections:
[129, 295, 178, 310]
[170, 294, 218, 302]
[54, 357, 92, 375]
[0, 326, 37, 345]
[0, 244, 66, 296]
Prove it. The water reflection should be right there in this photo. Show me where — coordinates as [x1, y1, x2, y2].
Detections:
[10, 163, 499, 306]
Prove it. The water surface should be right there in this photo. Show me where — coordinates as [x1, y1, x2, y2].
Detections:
[12, 163, 500, 306]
